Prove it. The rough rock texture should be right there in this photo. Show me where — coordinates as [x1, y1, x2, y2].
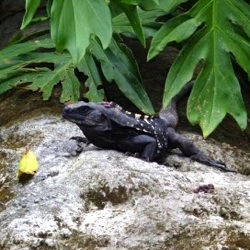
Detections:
[0, 102, 250, 249]
[0, 2, 250, 248]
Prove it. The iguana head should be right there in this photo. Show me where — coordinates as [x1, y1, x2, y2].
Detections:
[63, 102, 112, 131]
[63, 101, 159, 134]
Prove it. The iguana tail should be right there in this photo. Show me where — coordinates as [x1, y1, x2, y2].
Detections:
[159, 81, 193, 128]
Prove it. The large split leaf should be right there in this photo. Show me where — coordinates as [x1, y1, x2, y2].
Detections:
[157, 0, 189, 12]
[0, 36, 153, 110]
[116, 3, 146, 46]
[116, 0, 186, 12]
[148, 0, 250, 137]
[90, 38, 155, 114]
[21, 0, 42, 29]
[0, 39, 53, 94]
[50, 0, 112, 63]
[0, 39, 80, 102]
[77, 51, 105, 102]
[112, 8, 165, 38]
[29, 57, 80, 102]
[117, 0, 159, 10]
[112, 0, 173, 43]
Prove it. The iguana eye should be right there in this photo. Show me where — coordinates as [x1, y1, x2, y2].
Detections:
[80, 106, 90, 113]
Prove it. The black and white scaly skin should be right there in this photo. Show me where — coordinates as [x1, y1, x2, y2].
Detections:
[63, 100, 236, 173]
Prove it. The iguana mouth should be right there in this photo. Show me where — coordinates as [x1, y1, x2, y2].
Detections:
[63, 112, 102, 126]
[62, 108, 81, 123]
[63, 105, 111, 128]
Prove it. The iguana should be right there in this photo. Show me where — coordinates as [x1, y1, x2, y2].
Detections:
[62, 89, 235, 173]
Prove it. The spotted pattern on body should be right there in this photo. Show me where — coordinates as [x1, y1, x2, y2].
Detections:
[99, 101, 168, 157]
[62, 84, 237, 172]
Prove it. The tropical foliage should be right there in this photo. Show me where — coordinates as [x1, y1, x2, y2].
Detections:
[0, 0, 249, 137]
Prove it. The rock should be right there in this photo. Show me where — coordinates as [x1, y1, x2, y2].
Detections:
[0, 2, 250, 248]
[0, 107, 250, 250]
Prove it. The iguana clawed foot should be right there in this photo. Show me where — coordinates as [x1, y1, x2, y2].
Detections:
[70, 136, 90, 145]
[190, 153, 236, 173]
[65, 136, 90, 156]
[125, 151, 140, 158]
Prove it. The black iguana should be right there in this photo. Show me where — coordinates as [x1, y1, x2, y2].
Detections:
[62, 89, 235, 173]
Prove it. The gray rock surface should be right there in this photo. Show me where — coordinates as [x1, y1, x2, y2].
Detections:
[0, 110, 250, 250]
[0, 2, 249, 247]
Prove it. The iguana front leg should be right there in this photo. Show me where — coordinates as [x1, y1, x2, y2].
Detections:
[70, 136, 90, 145]
[167, 128, 236, 173]
[66, 136, 90, 156]
[118, 135, 157, 162]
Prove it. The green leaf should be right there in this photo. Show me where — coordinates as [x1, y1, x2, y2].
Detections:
[9, 29, 50, 46]
[77, 52, 105, 102]
[0, 39, 53, 64]
[119, 0, 187, 12]
[117, 0, 159, 10]
[148, 0, 250, 137]
[28, 58, 80, 102]
[59, 64, 80, 102]
[0, 39, 54, 79]
[91, 38, 154, 114]
[138, 0, 159, 10]
[117, 4, 145, 46]
[157, 0, 189, 12]
[21, 0, 42, 29]
[0, 39, 80, 102]
[113, 8, 164, 38]
[50, 0, 112, 63]
[148, 14, 200, 60]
